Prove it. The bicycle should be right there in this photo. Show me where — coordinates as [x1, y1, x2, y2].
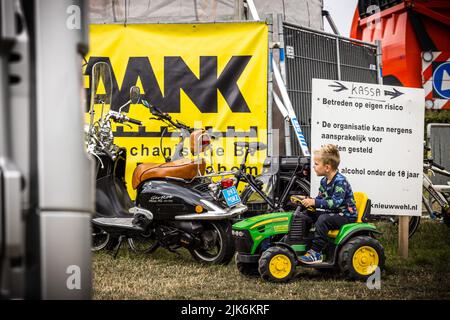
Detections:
[232, 142, 311, 217]
[422, 157, 450, 228]
[382, 156, 450, 238]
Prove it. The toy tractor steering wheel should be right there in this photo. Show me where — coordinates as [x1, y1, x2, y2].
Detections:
[290, 195, 316, 212]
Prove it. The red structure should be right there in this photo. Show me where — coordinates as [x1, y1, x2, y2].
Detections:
[350, 0, 450, 109]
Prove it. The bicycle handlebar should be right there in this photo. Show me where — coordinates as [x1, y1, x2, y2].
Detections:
[432, 161, 446, 171]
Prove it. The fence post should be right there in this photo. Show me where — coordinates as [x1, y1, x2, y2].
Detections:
[398, 216, 409, 259]
[375, 40, 383, 84]
[336, 37, 341, 80]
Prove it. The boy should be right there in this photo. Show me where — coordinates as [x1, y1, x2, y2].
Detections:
[296, 144, 357, 264]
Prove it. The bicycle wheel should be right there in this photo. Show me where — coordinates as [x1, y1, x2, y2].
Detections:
[408, 216, 421, 238]
[241, 176, 310, 216]
[389, 215, 421, 238]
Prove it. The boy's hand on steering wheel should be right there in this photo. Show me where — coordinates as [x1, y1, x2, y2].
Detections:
[290, 195, 306, 205]
[301, 198, 315, 208]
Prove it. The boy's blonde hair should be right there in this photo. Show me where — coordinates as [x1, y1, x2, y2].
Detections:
[314, 144, 340, 170]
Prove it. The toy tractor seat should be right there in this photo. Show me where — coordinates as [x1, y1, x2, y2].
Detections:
[327, 192, 371, 238]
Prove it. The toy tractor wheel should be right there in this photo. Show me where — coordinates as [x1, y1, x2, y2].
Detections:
[258, 246, 296, 282]
[338, 236, 385, 281]
[236, 261, 260, 277]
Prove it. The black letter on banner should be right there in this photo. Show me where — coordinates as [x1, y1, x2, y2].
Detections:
[164, 56, 218, 113]
[217, 56, 251, 113]
[117, 57, 165, 112]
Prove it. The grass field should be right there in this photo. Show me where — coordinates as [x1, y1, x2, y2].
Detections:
[93, 220, 450, 300]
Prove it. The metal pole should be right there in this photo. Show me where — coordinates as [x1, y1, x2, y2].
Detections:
[277, 13, 292, 156]
[234, 0, 244, 20]
[245, 0, 260, 21]
[245, 0, 309, 157]
[322, 10, 341, 36]
[272, 57, 310, 157]
[277, 13, 287, 83]
[267, 14, 274, 158]
[375, 40, 383, 84]
[336, 37, 341, 80]
[273, 93, 292, 156]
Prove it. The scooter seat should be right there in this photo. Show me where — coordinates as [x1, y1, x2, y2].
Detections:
[132, 158, 206, 189]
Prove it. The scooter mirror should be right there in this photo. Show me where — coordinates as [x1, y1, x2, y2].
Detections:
[130, 86, 140, 104]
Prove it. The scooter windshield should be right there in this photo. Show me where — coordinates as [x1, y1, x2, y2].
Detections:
[88, 61, 113, 131]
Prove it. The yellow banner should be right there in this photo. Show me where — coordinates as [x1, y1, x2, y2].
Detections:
[85, 22, 268, 198]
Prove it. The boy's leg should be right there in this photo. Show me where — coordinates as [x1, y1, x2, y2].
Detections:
[299, 213, 349, 264]
[310, 213, 349, 253]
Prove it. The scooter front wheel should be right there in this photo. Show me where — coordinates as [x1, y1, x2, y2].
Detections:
[189, 221, 235, 265]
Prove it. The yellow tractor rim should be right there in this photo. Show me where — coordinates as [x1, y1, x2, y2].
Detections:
[352, 246, 379, 275]
[269, 254, 292, 279]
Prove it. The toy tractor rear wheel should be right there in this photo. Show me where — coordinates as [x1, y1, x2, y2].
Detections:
[338, 236, 385, 281]
[258, 246, 296, 282]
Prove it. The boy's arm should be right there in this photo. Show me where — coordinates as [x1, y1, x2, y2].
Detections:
[314, 179, 347, 210]
[315, 182, 325, 202]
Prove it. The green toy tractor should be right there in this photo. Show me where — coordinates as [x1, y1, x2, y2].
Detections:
[232, 192, 385, 282]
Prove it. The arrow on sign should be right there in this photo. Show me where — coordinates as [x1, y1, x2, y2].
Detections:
[384, 88, 404, 99]
[328, 81, 348, 92]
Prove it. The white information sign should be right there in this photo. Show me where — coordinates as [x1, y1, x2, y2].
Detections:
[311, 79, 425, 216]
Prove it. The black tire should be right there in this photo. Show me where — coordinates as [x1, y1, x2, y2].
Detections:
[258, 246, 296, 283]
[390, 216, 421, 238]
[408, 216, 421, 237]
[236, 261, 260, 277]
[92, 225, 112, 252]
[189, 221, 235, 265]
[338, 236, 385, 281]
[441, 193, 450, 227]
[443, 209, 450, 228]
[241, 176, 310, 215]
[128, 231, 160, 254]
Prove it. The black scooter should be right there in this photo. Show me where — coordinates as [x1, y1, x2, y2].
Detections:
[87, 62, 247, 264]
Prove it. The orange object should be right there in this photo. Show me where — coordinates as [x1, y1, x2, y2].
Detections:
[350, 0, 450, 93]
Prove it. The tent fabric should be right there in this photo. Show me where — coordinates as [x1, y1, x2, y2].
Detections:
[88, 0, 324, 30]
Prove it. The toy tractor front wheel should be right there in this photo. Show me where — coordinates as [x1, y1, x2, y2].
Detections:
[258, 246, 296, 282]
[338, 236, 385, 281]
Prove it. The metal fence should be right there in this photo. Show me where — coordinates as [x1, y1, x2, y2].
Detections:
[281, 22, 380, 155]
[427, 124, 450, 186]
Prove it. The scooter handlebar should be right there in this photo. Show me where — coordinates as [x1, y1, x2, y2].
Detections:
[125, 116, 142, 126]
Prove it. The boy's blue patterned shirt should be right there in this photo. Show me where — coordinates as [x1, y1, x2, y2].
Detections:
[314, 172, 357, 219]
